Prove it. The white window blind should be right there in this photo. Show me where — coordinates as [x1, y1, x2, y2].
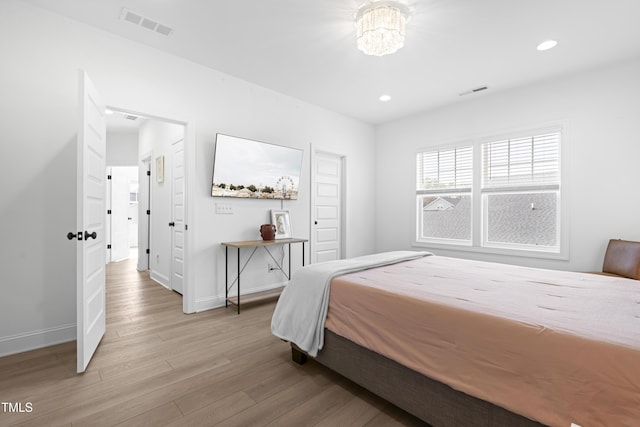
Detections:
[482, 132, 560, 191]
[416, 146, 473, 193]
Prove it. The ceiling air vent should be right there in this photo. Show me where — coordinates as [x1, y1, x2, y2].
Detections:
[124, 115, 138, 121]
[459, 86, 488, 96]
[119, 8, 173, 37]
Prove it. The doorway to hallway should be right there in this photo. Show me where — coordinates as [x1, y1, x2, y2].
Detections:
[105, 111, 187, 298]
[106, 165, 140, 264]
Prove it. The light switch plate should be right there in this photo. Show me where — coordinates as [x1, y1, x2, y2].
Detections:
[215, 203, 233, 214]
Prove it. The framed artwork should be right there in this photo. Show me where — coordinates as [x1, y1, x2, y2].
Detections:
[271, 210, 291, 239]
[156, 155, 164, 183]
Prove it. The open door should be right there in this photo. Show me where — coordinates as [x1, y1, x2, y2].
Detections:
[76, 70, 107, 373]
[170, 138, 185, 294]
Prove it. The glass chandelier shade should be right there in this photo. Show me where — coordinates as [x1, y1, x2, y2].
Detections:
[356, 2, 408, 56]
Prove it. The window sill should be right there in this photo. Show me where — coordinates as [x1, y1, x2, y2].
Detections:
[413, 241, 569, 261]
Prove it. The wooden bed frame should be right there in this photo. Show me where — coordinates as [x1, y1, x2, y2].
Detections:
[292, 330, 546, 427]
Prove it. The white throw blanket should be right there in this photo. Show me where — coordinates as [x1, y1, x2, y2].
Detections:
[271, 251, 431, 357]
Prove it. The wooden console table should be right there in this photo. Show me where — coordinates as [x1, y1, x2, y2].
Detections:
[221, 238, 307, 314]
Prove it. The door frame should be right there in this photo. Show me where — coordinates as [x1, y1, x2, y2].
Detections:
[105, 167, 112, 263]
[104, 105, 196, 314]
[137, 155, 152, 272]
[107, 166, 136, 262]
[309, 146, 347, 263]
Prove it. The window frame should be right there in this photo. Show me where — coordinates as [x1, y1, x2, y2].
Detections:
[414, 124, 568, 260]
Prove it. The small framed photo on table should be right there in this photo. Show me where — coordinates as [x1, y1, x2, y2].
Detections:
[271, 210, 291, 239]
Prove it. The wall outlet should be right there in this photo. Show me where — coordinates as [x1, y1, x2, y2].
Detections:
[215, 203, 233, 214]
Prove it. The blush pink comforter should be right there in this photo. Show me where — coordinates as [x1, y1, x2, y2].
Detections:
[325, 256, 640, 427]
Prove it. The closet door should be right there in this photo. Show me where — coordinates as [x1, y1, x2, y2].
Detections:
[311, 150, 344, 264]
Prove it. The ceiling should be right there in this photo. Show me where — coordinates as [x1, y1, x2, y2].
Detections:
[105, 110, 144, 132]
[22, 0, 640, 124]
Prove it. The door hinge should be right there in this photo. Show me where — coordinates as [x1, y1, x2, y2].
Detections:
[146, 209, 151, 215]
[107, 209, 112, 215]
[107, 174, 112, 180]
[107, 244, 112, 249]
[146, 170, 151, 176]
[146, 249, 150, 254]
[185, 224, 188, 231]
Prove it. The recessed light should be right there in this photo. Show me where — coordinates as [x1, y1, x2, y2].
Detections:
[379, 94, 391, 102]
[105, 109, 114, 115]
[537, 40, 558, 51]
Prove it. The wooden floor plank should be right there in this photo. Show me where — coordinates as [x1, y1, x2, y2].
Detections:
[112, 401, 185, 427]
[0, 256, 425, 426]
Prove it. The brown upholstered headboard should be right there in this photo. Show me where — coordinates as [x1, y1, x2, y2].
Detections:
[602, 239, 640, 280]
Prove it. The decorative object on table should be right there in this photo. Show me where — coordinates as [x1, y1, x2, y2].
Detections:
[155, 155, 164, 183]
[271, 210, 291, 239]
[260, 224, 276, 241]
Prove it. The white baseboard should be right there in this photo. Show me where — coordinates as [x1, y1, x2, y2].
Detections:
[195, 295, 226, 312]
[150, 270, 170, 289]
[195, 281, 288, 313]
[0, 324, 76, 357]
[0, 282, 286, 356]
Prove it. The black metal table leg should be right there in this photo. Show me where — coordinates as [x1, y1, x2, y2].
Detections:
[288, 243, 292, 280]
[237, 247, 241, 314]
[225, 246, 228, 307]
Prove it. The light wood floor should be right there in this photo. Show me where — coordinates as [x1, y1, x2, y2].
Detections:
[0, 257, 426, 426]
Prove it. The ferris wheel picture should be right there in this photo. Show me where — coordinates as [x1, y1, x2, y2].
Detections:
[276, 176, 297, 199]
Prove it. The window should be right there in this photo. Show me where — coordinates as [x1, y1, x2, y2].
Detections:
[482, 132, 560, 250]
[416, 146, 473, 244]
[416, 128, 563, 255]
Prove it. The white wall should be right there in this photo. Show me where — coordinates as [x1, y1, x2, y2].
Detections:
[106, 130, 138, 166]
[0, 1, 375, 356]
[375, 57, 640, 272]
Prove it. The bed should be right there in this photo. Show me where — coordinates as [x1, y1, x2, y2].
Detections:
[271, 252, 640, 427]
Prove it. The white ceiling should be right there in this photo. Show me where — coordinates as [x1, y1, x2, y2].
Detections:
[22, 0, 640, 124]
[105, 110, 144, 132]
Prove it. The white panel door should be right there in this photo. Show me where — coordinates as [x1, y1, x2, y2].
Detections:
[311, 151, 343, 263]
[110, 167, 130, 262]
[77, 70, 106, 373]
[171, 139, 185, 294]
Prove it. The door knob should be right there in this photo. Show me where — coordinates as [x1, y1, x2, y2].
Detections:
[84, 231, 97, 240]
[67, 231, 79, 240]
[169, 222, 175, 227]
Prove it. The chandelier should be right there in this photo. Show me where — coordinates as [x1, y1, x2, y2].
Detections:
[356, 1, 409, 56]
